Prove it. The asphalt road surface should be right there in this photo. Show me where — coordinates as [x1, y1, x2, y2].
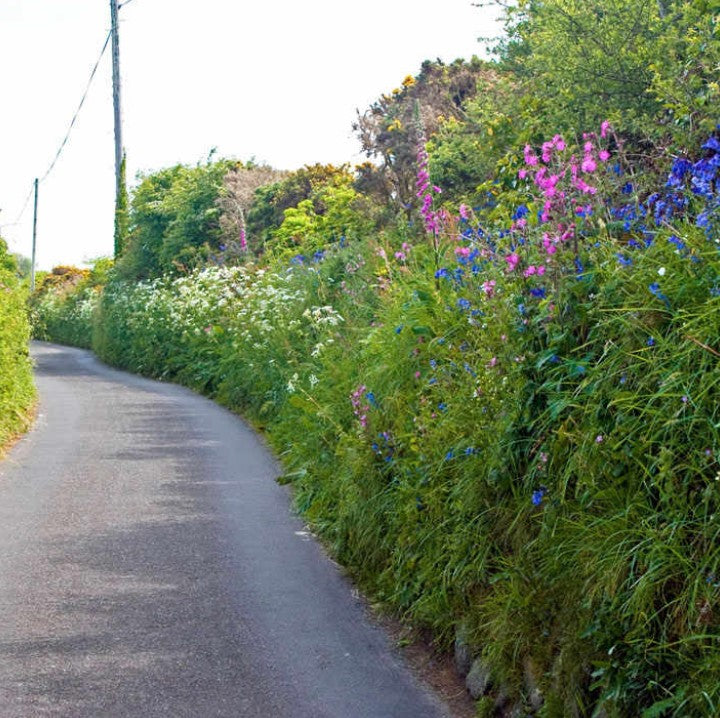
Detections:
[0, 342, 449, 718]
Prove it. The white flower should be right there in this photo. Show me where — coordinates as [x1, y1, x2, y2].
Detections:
[658, 267, 666, 276]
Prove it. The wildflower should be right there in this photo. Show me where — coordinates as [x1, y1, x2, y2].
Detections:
[395, 325, 404, 334]
[459, 204, 470, 220]
[505, 253, 520, 272]
[482, 280, 496, 297]
[600, 120, 611, 138]
[438, 402, 447, 412]
[457, 298, 471, 311]
[647, 336, 655, 347]
[531, 488, 546, 506]
[595, 435, 604, 443]
[658, 267, 666, 276]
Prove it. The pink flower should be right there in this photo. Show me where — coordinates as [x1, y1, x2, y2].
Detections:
[459, 204, 470, 220]
[518, 169, 528, 180]
[414, 371, 421, 379]
[553, 134, 566, 151]
[581, 156, 597, 173]
[394, 251, 406, 261]
[482, 280, 496, 297]
[600, 120, 611, 138]
[598, 149, 610, 162]
[505, 253, 520, 272]
[454, 246, 471, 257]
[536, 265, 546, 276]
[523, 265, 537, 277]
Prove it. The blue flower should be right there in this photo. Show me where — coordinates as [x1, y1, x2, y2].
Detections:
[438, 402, 448, 412]
[616, 253, 632, 267]
[531, 488, 546, 506]
[435, 268, 449, 279]
[394, 325, 404, 334]
[647, 336, 655, 347]
[512, 204, 530, 220]
[365, 391, 378, 407]
[445, 450, 455, 461]
[457, 298, 471, 311]
[530, 287, 546, 298]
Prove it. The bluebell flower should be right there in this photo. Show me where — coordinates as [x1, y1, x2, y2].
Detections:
[531, 488, 546, 506]
[435, 268, 449, 279]
[457, 298, 471, 311]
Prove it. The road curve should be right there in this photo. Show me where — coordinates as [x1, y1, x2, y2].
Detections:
[0, 342, 449, 718]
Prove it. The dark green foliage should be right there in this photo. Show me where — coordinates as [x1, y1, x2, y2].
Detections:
[114, 153, 129, 258]
[0, 237, 35, 451]
[116, 159, 239, 279]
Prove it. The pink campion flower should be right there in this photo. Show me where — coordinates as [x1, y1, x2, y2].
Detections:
[402, 242, 411, 251]
[482, 280, 496, 297]
[536, 265, 546, 276]
[395, 251, 406, 261]
[414, 371, 421, 379]
[584, 141, 593, 153]
[600, 120, 611, 138]
[505, 253, 520, 272]
[455, 246, 471, 257]
[598, 149, 610, 162]
[513, 218, 528, 230]
[524, 145, 539, 166]
[239, 229, 247, 251]
[581, 156, 597, 173]
[523, 265, 537, 277]
[541, 200, 553, 222]
[487, 357, 498, 368]
[541, 141, 554, 163]
[518, 168, 528, 180]
[433, 186, 442, 193]
[459, 204, 470, 220]
[376, 247, 387, 259]
[543, 233, 558, 255]
[553, 134, 566, 151]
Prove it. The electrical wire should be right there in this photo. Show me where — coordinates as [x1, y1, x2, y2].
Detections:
[0, 182, 35, 229]
[38, 30, 112, 184]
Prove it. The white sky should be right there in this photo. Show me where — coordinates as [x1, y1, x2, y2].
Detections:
[0, 0, 500, 270]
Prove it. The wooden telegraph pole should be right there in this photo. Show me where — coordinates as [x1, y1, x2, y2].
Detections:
[30, 178, 38, 292]
[110, 0, 123, 200]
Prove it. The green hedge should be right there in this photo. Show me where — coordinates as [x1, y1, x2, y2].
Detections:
[0, 239, 35, 452]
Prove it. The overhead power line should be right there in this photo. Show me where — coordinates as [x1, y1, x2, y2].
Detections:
[0, 182, 35, 229]
[39, 30, 112, 184]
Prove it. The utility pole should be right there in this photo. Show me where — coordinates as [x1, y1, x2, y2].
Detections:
[110, 0, 123, 201]
[30, 178, 38, 292]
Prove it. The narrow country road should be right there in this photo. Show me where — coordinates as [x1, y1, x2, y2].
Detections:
[0, 342, 450, 718]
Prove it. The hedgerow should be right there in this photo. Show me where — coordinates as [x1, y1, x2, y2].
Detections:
[0, 238, 34, 452]
[30, 1, 720, 711]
